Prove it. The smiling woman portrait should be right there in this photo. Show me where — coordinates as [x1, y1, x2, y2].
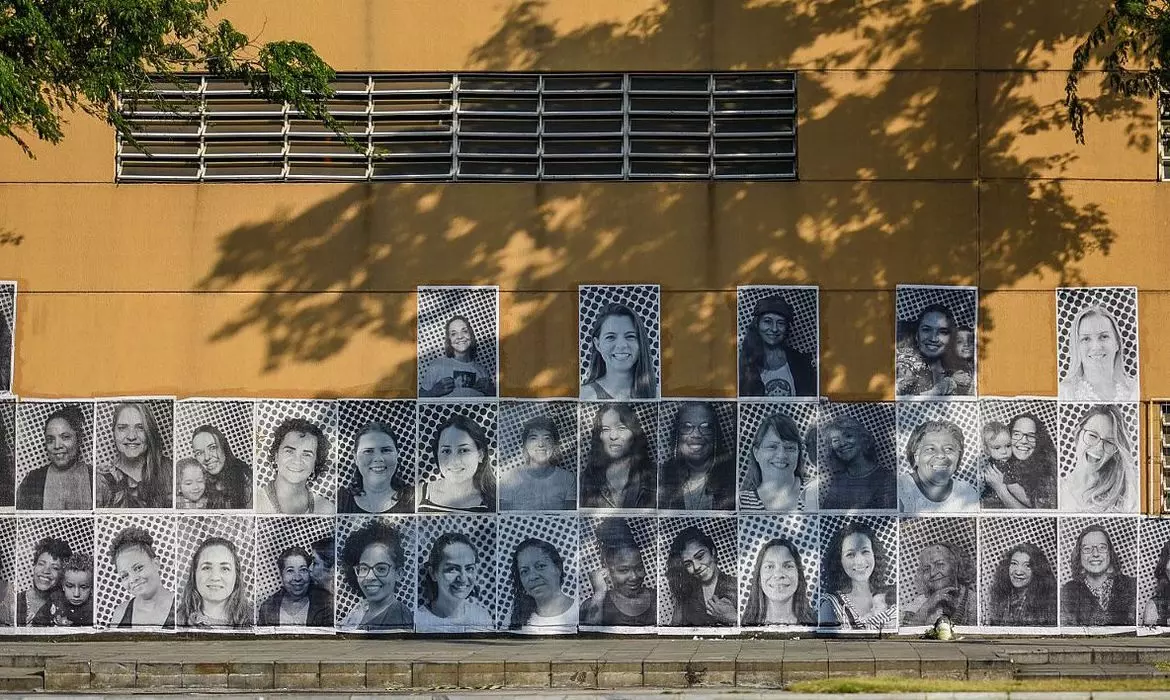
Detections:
[177, 536, 252, 629]
[107, 526, 175, 628]
[580, 302, 658, 401]
[1060, 405, 1137, 514]
[1058, 305, 1137, 402]
[256, 418, 335, 515]
[18, 405, 91, 511]
[258, 545, 333, 628]
[1060, 524, 1135, 627]
[420, 315, 496, 399]
[416, 531, 494, 633]
[742, 536, 815, 626]
[665, 526, 737, 627]
[897, 419, 978, 513]
[417, 414, 496, 513]
[96, 402, 172, 509]
[338, 519, 412, 631]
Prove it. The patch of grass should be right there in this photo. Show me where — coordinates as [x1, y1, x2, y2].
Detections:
[789, 677, 1170, 694]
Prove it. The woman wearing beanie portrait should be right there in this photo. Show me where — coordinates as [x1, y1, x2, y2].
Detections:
[739, 294, 817, 398]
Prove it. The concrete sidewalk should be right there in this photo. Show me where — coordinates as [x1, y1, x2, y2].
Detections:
[0, 636, 1165, 692]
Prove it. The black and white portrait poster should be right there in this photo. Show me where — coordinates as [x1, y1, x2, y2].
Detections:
[657, 400, 737, 512]
[896, 402, 981, 514]
[1058, 516, 1139, 633]
[415, 514, 495, 633]
[898, 517, 977, 631]
[817, 402, 897, 512]
[817, 515, 899, 633]
[174, 514, 254, 632]
[417, 286, 500, 400]
[0, 281, 16, 395]
[737, 514, 819, 630]
[736, 285, 820, 399]
[737, 402, 819, 512]
[254, 515, 336, 633]
[577, 402, 659, 512]
[1056, 287, 1139, 402]
[0, 517, 14, 629]
[336, 400, 416, 515]
[894, 285, 977, 399]
[94, 514, 176, 631]
[173, 399, 255, 511]
[978, 515, 1058, 632]
[0, 399, 12, 511]
[979, 398, 1059, 511]
[1137, 518, 1170, 634]
[253, 400, 337, 516]
[93, 398, 175, 511]
[496, 514, 579, 635]
[578, 516, 658, 633]
[656, 516, 738, 633]
[1057, 402, 1139, 514]
[18, 400, 88, 513]
[498, 400, 578, 512]
[13, 516, 93, 632]
[578, 284, 661, 401]
[416, 401, 497, 514]
[336, 515, 415, 633]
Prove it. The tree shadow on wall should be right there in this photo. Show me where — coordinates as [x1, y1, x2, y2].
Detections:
[197, 0, 1148, 398]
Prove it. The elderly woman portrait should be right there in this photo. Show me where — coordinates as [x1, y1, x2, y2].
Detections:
[897, 419, 978, 513]
[665, 526, 736, 627]
[819, 414, 895, 511]
[16, 536, 71, 625]
[742, 536, 816, 626]
[902, 542, 976, 626]
[1060, 525, 1136, 627]
[982, 412, 1057, 510]
[738, 294, 816, 398]
[417, 414, 496, 513]
[107, 526, 175, 628]
[580, 302, 658, 401]
[1058, 304, 1137, 402]
[420, 315, 496, 399]
[658, 402, 735, 511]
[499, 415, 576, 511]
[895, 303, 971, 397]
[987, 542, 1057, 627]
[1061, 405, 1137, 514]
[581, 519, 657, 627]
[507, 538, 577, 634]
[338, 520, 412, 631]
[256, 418, 335, 515]
[339, 421, 413, 514]
[18, 405, 91, 511]
[96, 402, 172, 509]
[819, 521, 896, 630]
[177, 536, 252, 629]
[740, 412, 816, 511]
[190, 424, 253, 510]
[580, 404, 656, 510]
[416, 532, 494, 633]
[258, 545, 334, 627]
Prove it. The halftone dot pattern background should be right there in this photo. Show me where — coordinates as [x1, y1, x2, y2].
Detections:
[895, 285, 979, 328]
[253, 515, 335, 616]
[94, 514, 177, 628]
[13, 516, 93, 609]
[416, 402, 498, 487]
[895, 401, 981, 488]
[494, 514, 579, 630]
[498, 400, 579, 479]
[335, 400, 417, 500]
[335, 515, 417, 626]
[254, 401, 338, 510]
[0, 517, 14, 625]
[978, 516, 1058, 627]
[657, 400, 737, 512]
[1056, 287, 1139, 386]
[578, 285, 661, 397]
[174, 514, 255, 630]
[417, 286, 499, 397]
[1138, 519, 1170, 621]
[980, 398, 1060, 510]
[415, 514, 495, 626]
[898, 517, 977, 607]
[655, 515, 738, 627]
[1056, 402, 1139, 483]
[818, 515, 900, 594]
[736, 514, 820, 625]
[735, 285, 820, 360]
[737, 402, 820, 507]
[173, 400, 254, 466]
[1058, 516, 1139, 588]
[15, 401, 94, 500]
[93, 399, 174, 472]
[577, 516, 659, 604]
[0, 283, 14, 393]
[818, 402, 897, 511]
[578, 401, 661, 486]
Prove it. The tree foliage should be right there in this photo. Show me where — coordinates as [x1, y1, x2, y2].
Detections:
[0, 0, 344, 157]
[1066, 0, 1170, 143]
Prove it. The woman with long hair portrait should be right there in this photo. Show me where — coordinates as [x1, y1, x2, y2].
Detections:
[819, 414, 895, 511]
[177, 536, 252, 629]
[1060, 524, 1136, 627]
[738, 294, 816, 398]
[507, 538, 577, 634]
[580, 302, 658, 400]
[416, 531, 494, 632]
[339, 421, 413, 514]
[742, 537, 815, 626]
[190, 424, 253, 510]
[96, 402, 172, 509]
[987, 542, 1057, 627]
[819, 521, 896, 630]
[982, 412, 1058, 510]
[1058, 305, 1137, 402]
[417, 414, 496, 513]
[665, 526, 736, 627]
[420, 315, 495, 398]
[1061, 405, 1137, 513]
[658, 402, 735, 511]
[579, 404, 656, 510]
[1142, 538, 1170, 626]
[895, 303, 969, 397]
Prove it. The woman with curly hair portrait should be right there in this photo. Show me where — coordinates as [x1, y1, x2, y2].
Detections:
[987, 542, 1057, 627]
[256, 417, 335, 515]
[338, 519, 412, 631]
[665, 526, 736, 627]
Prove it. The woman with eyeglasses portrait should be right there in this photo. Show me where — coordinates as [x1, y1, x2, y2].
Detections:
[982, 413, 1057, 510]
[658, 402, 735, 511]
[1060, 524, 1135, 627]
[1060, 405, 1137, 514]
[338, 520, 411, 631]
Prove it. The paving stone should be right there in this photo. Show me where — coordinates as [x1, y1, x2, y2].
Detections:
[827, 655, 875, 677]
[642, 660, 689, 688]
[551, 660, 597, 688]
[136, 662, 183, 689]
[734, 660, 784, 688]
[366, 661, 412, 689]
[1094, 648, 1140, 664]
[181, 662, 228, 688]
[684, 659, 735, 687]
[458, 661, 504, 687]
[596, 660, 642, 688]
[414, 661, 459, 688]
[273, 661, 320, 690]
[0, 670, 41, 692]
[43, 660, 90, 692]
[89, 660, 135, 689]
[504, 660, 550, 688]
[782, 657, 827, 683]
